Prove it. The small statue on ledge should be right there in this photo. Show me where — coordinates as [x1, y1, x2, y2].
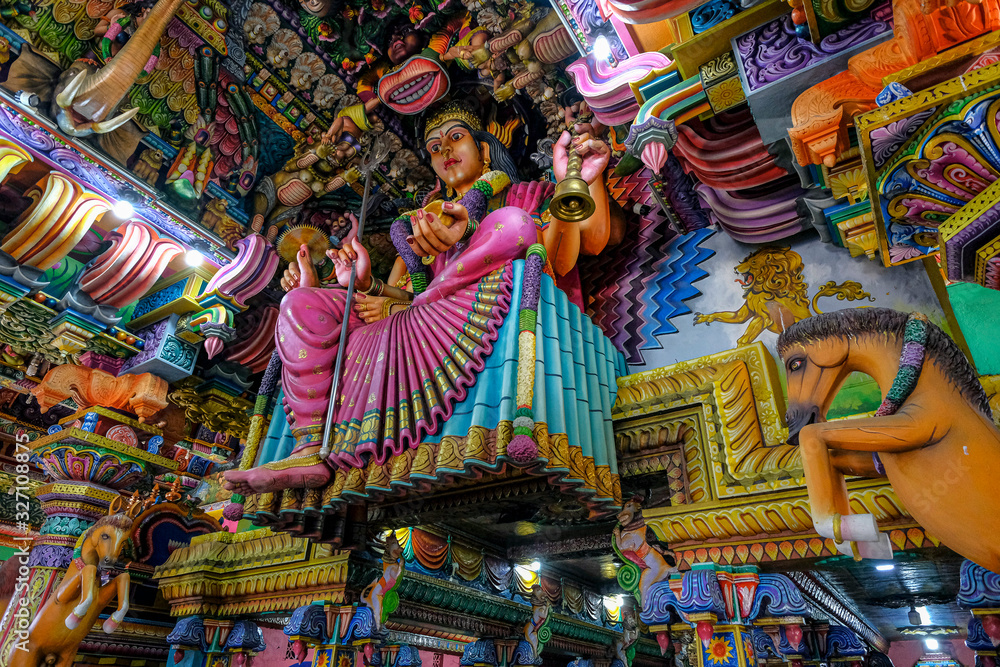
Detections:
[251, 117, 363, 241]
[360, 531, 405, 632]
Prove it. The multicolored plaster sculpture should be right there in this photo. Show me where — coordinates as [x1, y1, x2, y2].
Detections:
[10, 509, 135, 667]
[613, 495, 678, 609]
[779, 308, 1000, 568]
[225, 102, 624, 523]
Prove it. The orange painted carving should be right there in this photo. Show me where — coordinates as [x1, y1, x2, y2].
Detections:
[31, 365, 168, 422]
[10, 515, 133, 667]
[789, 0, 1000, 166]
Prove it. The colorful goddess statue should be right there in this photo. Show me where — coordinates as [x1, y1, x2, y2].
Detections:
[225, 102, 623, 524]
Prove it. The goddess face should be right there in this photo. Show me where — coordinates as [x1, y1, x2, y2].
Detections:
[424, 121, 489, 193]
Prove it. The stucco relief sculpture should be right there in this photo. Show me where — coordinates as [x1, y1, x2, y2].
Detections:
[780, 308, 1000, 568]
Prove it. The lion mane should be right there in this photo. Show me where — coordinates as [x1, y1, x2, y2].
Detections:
[739, 246, 809, 306]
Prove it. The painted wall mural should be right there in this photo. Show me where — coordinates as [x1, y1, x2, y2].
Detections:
[630, 232, 951, 371]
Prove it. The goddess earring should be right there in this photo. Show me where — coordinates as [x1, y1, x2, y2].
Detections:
[481, 155, 491, 176]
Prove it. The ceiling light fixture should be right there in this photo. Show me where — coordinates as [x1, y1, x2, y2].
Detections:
[527, 560, 541, 572]
[909, 606, 922, 625]
[185, 249, 204, 267]
[916, 606, 932, 625]
[592, 36, 612, 62]
[924, 638, 939, 651]
[112, 199, 134, 219]
[876, 563, 895, 571]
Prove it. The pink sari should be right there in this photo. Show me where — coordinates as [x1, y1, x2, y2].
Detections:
[275, 206, 535, 468]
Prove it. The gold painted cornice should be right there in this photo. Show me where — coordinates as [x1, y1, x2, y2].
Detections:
[154, 528, 350, 617]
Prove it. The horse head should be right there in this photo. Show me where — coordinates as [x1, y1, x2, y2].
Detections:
[779, 335, 851, 445]
[80, 514, 134, 568]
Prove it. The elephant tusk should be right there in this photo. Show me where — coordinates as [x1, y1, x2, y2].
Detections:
[90, 106, 140, 133]
[55, 70, 88, 109]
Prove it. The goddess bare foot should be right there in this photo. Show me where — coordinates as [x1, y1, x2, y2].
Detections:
[223, 459, 332, 495]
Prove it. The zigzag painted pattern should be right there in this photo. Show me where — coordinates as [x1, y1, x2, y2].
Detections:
[581, 169, 715, 365]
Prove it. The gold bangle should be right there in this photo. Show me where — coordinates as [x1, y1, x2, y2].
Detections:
[381, 298, 404, 320]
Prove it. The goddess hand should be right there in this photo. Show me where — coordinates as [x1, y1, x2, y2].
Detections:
[330, 237, 372, 291]
[552, 131, 611, 185]
[354, 293, 388, 324]
[280, 244, 320, 291]
[407, 203, 469, 257]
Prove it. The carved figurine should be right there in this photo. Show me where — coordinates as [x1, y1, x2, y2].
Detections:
[522, 584, 552, 661]
[613, 495, 678, 609]
[780, 307, 1000, 568]
[360, 531, 404, 631]
[133, 147, 165, 186]
[251, 118, 361, 239]
[612, 608, 638, 667]
[200, 198, 246, 250]
[2, 0, 184, 160]
[93, 0, 159, 73]
[224, 101, 615, 496]
[11, 512, 134, 667]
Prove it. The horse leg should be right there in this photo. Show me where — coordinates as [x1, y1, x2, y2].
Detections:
[64, 567, 96, 630]
[53, 568, 80, 604]
[100, 573, 130, 633]
[800, 412, 932, 547]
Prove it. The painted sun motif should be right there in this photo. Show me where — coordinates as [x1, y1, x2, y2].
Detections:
[706, 637, 734, 666]
[316, 649, 334, 667]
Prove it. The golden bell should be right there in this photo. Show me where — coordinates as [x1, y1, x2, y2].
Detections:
[549, 147, 596, 222]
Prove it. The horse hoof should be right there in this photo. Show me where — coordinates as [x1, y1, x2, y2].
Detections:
[65, 613, 80, 630]
[838, 513, 880, 543]
[857, 533, 894, 560]
[835, 533, 894, 560]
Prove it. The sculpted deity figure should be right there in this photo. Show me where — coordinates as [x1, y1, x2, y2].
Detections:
[224, 101, 615, 496]
[361, 531, 405, 631]
[613, 495, 678, 609]
[523, 584, 551, 659]
[251, 118, 362, 240]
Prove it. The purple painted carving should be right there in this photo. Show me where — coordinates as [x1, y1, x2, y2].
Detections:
[119, 319, 171, 374]
[28, 543, 73, 568]
[696, 181, 809, 242]
[660, 154, 711, 233]
[945, 202, 1000, 281]
[958, 559, 1000, 608]
[736, 3, 893, 92]
[869, 108, 936, 170]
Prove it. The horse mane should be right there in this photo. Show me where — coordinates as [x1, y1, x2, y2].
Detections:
[74, 513, 135, 559]
[777, 308, 992, 419]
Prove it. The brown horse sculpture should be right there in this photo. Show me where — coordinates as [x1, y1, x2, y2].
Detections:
[778, 307, 1000, 570]
[11, 514, 133, 667]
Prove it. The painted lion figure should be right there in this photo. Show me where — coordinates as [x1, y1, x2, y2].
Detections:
[694, 246, 873, 346]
